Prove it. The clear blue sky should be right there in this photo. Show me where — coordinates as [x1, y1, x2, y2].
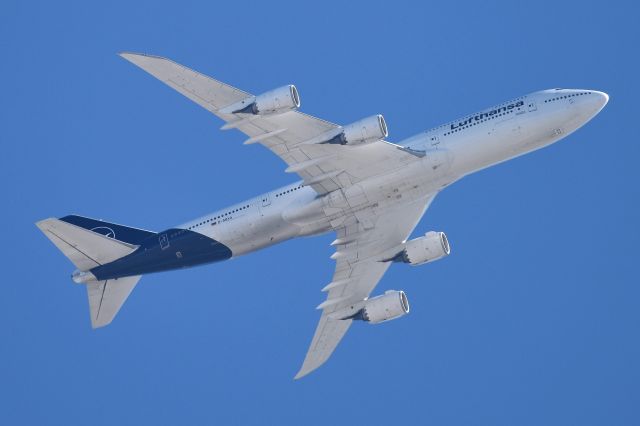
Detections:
[2, 1, 638, 424]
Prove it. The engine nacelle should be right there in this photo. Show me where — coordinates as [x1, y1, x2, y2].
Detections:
[234, 84, 300, 115]
[324, 114, 388, 145]
[402, 231, 451, 266]
[358, 290, 409, 324]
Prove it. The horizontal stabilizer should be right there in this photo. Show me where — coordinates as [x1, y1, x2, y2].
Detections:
[36, 218, 137, 270]
[87, 275, 141, 328]
[37, 218, 144, 328]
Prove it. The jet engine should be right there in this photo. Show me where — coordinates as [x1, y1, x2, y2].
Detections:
[401, 231, 450, 266]
[356, 290, 409, 324]
[233, 84, 300, 115]
[323, 114, 388, 145]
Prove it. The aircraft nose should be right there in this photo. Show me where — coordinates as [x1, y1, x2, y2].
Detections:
[593, 90, 609, 109]
[580, 90, 609, 116]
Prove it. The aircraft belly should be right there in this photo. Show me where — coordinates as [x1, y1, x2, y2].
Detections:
[218, 209, 302, 256]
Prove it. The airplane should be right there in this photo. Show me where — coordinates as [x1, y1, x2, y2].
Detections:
[36, 52, 609, 378]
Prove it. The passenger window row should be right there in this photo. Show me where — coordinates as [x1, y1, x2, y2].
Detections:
[444, 109, 515, 136]
[427, 97, 524, 136]
[186, 204, 251, 230]
[545, 92, 591, 103]
[275, 185, 303, 198]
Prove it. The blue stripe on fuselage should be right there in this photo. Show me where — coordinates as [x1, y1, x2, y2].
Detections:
[91, 228, 232, 280]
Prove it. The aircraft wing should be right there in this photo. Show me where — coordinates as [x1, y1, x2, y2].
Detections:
[120, 53, 420, 195]
[294, 193, 437, 378]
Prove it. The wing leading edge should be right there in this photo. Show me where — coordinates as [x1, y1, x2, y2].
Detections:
[119, 52, 419, 195]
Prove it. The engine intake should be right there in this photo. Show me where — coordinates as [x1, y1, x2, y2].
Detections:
[402, 231, 450, 266]
[233, 84, 300, 115]
[323, 114, 388, 145]
[356, 290, 409, 324]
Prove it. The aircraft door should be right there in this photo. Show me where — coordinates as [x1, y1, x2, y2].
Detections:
[258, 193, 272, 217]
[159, 233, 170, 250]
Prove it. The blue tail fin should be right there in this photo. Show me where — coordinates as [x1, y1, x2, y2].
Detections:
[59, 215, 156, 245]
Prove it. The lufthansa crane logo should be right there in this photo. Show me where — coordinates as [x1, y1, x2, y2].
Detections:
[91, 226, 116, 239]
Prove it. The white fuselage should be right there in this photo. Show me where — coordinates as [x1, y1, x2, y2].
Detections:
[180, 89, 608, 257]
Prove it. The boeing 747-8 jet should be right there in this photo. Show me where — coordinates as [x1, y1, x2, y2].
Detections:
[37, 53, 608, 378]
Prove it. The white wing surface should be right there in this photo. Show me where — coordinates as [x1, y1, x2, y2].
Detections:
[119, 53, 419, 195]
[295, 194, 437, 378]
